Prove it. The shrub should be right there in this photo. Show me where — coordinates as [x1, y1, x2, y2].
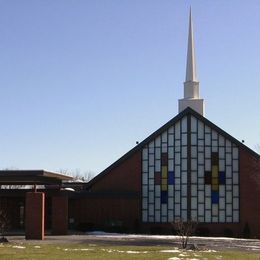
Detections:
[172, 219, 198, 249]
[0, 209, 10, 240]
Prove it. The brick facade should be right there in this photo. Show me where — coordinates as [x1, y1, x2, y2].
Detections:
[71, 150, 142, 232]
[25, 192, 45, 240]
[52, 195, 68, 235]
[239, 147, 260, 237]
[90, 150, 141, 193]
[72, 134, 260, 238]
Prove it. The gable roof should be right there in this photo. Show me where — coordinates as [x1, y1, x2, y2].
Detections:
[87, 107, 259, 189]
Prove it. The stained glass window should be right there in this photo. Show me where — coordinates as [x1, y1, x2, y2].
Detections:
[141, 115, 239, 223]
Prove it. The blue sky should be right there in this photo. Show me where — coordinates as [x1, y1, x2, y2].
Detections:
[0, 1, 259, 176]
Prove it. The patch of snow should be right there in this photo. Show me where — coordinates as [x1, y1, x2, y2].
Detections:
[202, 249, 217, 252]
[63, 248, 94, 251]
[12, 245, 25, 249]
[160, 249, 181, 253]
[241, 245, 260, 249]
[104, 249, 115, 253]
[168, 257, 181, 260]
[34, 246, 41, 248]
[191, 236, 256, 241]
[101, 248, 147, 254]
[101, 249, 118, 253]
[63, 187, 75, 192]
[179, 253, 188, 256]
[126, 250, 147, 254]
[86, 231, 260, 242]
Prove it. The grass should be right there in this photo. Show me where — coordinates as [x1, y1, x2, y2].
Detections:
[0, 243, 259, 259]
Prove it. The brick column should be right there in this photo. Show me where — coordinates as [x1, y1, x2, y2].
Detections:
[52, 195, 68, 235]
[25, 192, 45, 240]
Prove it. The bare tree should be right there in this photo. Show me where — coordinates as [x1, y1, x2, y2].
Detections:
[0, 209, 10, 242]
[58, 168, 94, 182]
[173, 219, 198, 249]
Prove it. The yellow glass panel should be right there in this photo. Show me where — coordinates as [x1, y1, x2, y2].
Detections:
[162, 166, 168, 178]
[212, 178, 218, 185]
[212, 183, 219, 191]
[162, 179, 167, 185]
[161, 184, 168, 191]
[212, 165, 218, 178]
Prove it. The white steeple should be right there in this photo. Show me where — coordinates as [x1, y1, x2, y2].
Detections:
[186, 7, 197, 83]
[179, 8, 205, 116]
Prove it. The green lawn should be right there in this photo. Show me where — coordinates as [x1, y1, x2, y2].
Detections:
[0, 243, 259, 259]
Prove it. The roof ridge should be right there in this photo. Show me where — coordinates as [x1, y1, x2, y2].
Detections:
[87, 108, 259, 189]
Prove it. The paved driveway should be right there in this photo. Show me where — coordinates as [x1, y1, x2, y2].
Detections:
[7, 233, 260, 253]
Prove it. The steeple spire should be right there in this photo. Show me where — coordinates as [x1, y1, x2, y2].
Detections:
[186, 7, 197, 82]
[178, 8, 205, 116]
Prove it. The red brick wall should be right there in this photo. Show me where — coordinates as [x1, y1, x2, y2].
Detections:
[52, 195, 68, 235]
[239, 148, 260, 237]
[90, 150, 141, 192]
[73, 150, 142, 231]
[25, 192, 45, 240]
[76, 197, 140, 230]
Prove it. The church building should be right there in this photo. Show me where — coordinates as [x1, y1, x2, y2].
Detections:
[71, 10, 260, 238]
[0, 10, 260, 239]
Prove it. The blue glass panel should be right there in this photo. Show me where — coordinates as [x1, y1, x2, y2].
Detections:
[211, 191, 219, 204]
[161, 191, 168, 204]
[168, 171, 174, 184]
[219, 171, 225, 184]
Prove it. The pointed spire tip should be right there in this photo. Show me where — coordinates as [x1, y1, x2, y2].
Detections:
[185, 7, 197, 82]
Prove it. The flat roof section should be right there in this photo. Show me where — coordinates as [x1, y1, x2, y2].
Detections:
[0, 170, 73, 185]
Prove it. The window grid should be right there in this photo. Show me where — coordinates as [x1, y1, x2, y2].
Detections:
[141, 116, 239, 223]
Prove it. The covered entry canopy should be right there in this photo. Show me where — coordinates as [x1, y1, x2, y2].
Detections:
[0, 170, 73, 239]
[0, 170, 73, 185]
